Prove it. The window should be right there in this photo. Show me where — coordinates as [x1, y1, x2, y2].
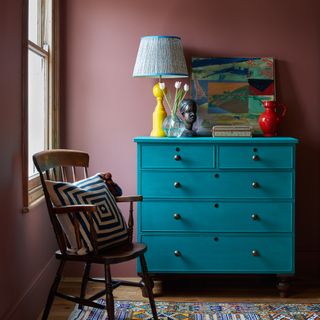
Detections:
[22, 0, 60, 212]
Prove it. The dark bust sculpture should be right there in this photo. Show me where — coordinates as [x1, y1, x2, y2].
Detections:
[179, 99, 197, 137]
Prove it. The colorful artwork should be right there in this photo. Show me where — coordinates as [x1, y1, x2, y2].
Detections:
[191, 57, 275, 135]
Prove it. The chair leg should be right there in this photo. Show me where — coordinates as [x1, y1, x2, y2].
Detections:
[104, 264, 115, 320]
[42, 260, 66, 320]
[139, 255, 158, 320]
[79, 262, 91, 309]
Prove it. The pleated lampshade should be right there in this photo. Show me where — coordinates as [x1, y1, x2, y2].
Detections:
[132, 36, 188, 78]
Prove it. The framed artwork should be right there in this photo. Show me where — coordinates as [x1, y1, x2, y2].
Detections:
[191, 57, 275, 135]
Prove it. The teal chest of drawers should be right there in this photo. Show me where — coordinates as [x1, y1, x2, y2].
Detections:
[134, 137, 298, 296]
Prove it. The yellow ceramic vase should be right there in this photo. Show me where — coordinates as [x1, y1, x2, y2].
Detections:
[150, 83, 167, 137]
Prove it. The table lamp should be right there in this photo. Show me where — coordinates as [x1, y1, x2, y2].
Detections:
[133, 36, 188, 137]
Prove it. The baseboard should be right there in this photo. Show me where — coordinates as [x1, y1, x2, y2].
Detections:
[4, 256, 58, 320]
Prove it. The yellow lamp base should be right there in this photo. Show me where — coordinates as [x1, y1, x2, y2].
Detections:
[150, 83, 167, 137]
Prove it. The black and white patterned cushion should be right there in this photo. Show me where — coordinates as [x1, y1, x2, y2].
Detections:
[45, 174, 128, 254]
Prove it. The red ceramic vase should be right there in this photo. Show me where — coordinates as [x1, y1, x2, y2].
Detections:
[258, 101, 287, 137]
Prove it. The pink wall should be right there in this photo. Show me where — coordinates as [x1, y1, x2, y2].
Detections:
[4, 1, 319, 318]
[61, 0, 320, 278]
[0, 1, 57, 319]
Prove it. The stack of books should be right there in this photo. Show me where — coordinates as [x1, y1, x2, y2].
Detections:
[212, 125, 253, 137]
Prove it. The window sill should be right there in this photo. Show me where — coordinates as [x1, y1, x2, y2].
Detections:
[22, 187, 45, 213]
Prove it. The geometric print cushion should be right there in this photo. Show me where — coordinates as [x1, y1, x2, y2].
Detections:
[45, 173, 128, 254]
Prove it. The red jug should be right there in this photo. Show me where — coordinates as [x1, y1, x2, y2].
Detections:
[258, 101, 287, 137]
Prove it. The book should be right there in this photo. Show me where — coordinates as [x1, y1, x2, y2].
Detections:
[212, 125, 253, 137]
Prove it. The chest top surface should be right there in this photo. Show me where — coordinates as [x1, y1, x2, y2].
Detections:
[134, 136, 298, 144]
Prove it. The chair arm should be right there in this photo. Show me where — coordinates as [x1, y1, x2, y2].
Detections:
[52, 204, 97, 214]
[115, 195, 143, 203]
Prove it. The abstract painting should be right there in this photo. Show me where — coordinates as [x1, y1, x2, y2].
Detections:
[191, 57, 275, 135]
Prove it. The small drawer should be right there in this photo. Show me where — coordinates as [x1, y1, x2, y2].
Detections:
[141, 171, 293, 199]
[218, 145, 294, 169]
[140, 144, 215, 169]
[141, 234, 294, 273]
[140, 201, 293, 232]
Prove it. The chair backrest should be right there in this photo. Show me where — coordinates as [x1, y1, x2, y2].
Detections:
[33, 149, 90, 254]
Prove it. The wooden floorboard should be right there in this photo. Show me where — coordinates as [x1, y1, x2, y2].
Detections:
[42, 277, 320, 319]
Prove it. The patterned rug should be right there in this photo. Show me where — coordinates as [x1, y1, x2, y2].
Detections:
[68, 300, 320, 320]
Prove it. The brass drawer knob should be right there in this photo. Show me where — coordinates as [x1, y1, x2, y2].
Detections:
[174, 182, 181, 188]
[252, 182, 260, 188]
[251, 214, 259, 220]
[173, 213, 181, 220]
[174, 154, 181, 161]
[252, 155, 260, 161]
[174, 250, 181, 257]
[252, 250, 260, 257]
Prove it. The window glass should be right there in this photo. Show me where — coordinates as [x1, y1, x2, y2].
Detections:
[28, 50, 47, 177]
[28, 0, 40, 45]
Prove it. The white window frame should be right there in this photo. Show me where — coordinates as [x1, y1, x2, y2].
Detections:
[22, 0, 60, 212]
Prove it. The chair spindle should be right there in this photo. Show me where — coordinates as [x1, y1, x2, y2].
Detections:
[73, 216, 82, 251]
[53, 168, 58, 181]
[61, 167, 67, 182]
[71, 166, 76, 182]
[128, 201, 134, 245]
[84, 167, 88, 179]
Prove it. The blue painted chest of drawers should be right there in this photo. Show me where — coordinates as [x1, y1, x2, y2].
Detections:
[134, 137, 298, 293]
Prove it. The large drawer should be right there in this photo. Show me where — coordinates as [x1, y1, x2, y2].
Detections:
[218, 145, 293, 169]
[141, 171, 293, 199]
[140, 201, 293, 232]
[142, 234, 294, 273]
[140, 144, 215, 169]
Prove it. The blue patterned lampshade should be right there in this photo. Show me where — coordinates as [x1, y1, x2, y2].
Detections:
[132, 36, 188, 78]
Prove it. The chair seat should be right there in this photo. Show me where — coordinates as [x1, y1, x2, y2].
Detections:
[56, 242, 147, 264]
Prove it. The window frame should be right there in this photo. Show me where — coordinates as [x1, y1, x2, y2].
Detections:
[22, 0, 60, 213]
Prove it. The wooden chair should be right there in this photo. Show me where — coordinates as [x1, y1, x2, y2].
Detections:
[33, 149, 158, 320]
